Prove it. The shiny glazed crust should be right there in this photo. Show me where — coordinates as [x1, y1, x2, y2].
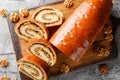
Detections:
[18, 55, 48, 80]
[50, 0, 113, 61]
[14, 19, 49, 41]
[26, 38, 57, 66]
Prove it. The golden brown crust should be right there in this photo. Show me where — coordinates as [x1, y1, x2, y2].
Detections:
[14, 19, 49, 41]
[26, 38, 57, 66]
[32, 6, 64, 27]
[50, 0, 113, 61]
[18, 54, 48, 80]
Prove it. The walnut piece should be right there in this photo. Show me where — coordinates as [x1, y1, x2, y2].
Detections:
[64, 0, 73, 8]
[19, 8, 29, 18]
[104, 27, 112, 35]
[99, 64, 109, 74]
[0, 76, 10, 80]
[0, 58, 8, 67]
[95, 46, 110, 57]
[105, 34, 113, 42]
[60, 64, 70, 73]
[9, 12, 20, 23]
[0, 9, 7, 17]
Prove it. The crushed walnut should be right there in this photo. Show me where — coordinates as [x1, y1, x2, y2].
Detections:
[0, 9, 7, 17]
[19, 8, 29, 18]
[99, 64, 109, 74]
[105, 34, 113, 42]
[64, 0, 73, 8]
[60, 63, 70, 73]
[0, 58, 8, 67]
[0, 75, 10, 80]
[9, 12, 20, 23]
[95, 45, 110, 57]
[104, 27, 112, 35]
[103, 20, 113, 41]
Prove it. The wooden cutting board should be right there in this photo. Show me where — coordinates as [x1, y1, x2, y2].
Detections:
[8, 0, 118, 80]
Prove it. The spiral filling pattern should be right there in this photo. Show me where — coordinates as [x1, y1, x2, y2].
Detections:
[28, 42, 56, 66]
[34, 7, 64, 27]
[15, 20, 48, 41]
[18, 61, 46, 80]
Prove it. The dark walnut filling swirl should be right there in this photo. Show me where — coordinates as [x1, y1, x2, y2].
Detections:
[29, 43, 56, 66]
[33, 7, 64, 27]
[18, 61, 46, 80]
[16, 21, 48, 40]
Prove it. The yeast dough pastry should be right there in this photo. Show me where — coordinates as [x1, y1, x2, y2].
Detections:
[14, 19, 49, 41]
[18, 55, 48, 80]
[50, 0, 113, 61]
[26, 38, 57, 66]
[32, 6, 64, 27]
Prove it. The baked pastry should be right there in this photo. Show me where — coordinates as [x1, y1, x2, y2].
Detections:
[32, 6, 64, 27]
[26, 38, 57, 66]
[18, 55, 48, 80]
[50, 0, 113, 61]
[14, 19, 49, 41]
[9, 12, 20, 23]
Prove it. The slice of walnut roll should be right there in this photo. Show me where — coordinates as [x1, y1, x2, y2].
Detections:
[26, 38, 57, 66]
[32, 6, 64, 27]
[14, 19, 49, 41]
[18, 55, 48, 80]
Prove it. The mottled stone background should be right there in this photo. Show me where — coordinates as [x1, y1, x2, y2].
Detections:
[0, 0, 120, 80]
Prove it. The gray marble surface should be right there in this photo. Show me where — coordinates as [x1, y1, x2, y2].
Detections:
[0, 0, 120, 80]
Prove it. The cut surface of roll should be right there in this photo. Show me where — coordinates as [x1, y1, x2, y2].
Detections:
[18, 55, 48, 80]
[32, 6, 64, 27]
[27, 38, 57, 66]
[14, 19, 49, 41]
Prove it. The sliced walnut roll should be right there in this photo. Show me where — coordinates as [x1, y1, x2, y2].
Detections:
[14, 19, 49, 41]
[26, 38, 57, 66]
[32, 6, 64, 27]
[18, 55, 48, 80]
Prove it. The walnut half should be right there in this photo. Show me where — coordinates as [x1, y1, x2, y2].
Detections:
[64, 0, 73, 8]
[60, 63, 70, 73]
[9, 12, 20, 23]
[19, 8, 29, 18]
[0, 58, 8, 67]
[0, 9, 7, 17]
